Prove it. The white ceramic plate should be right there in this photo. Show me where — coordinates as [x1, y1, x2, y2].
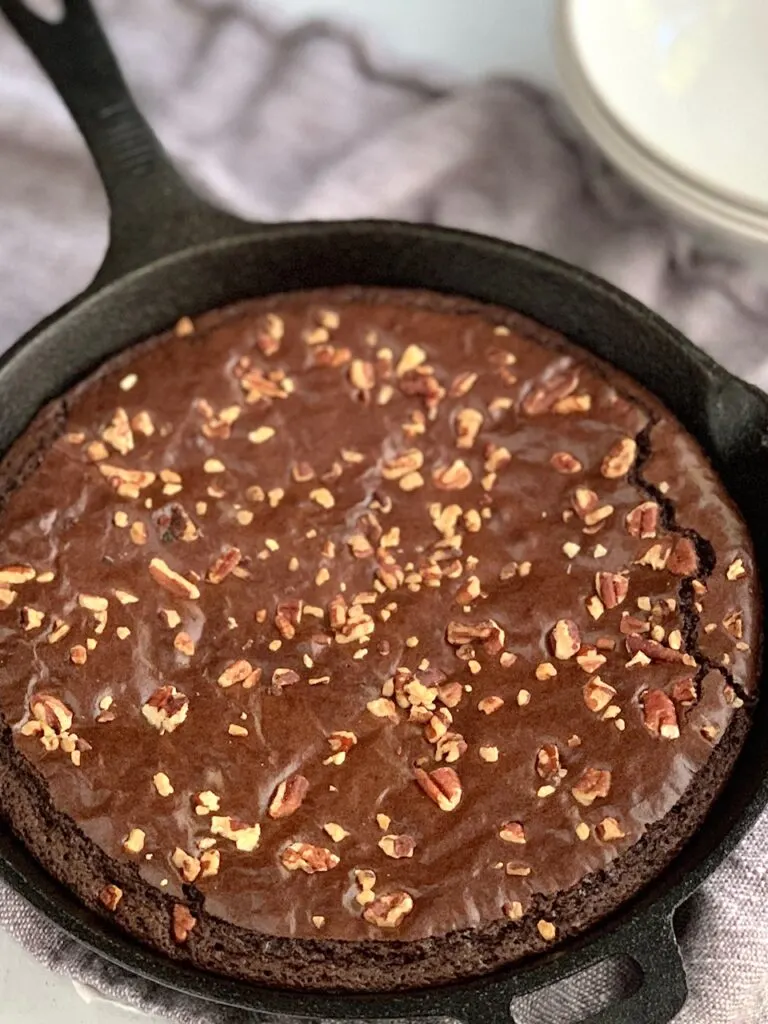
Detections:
[557, 0, 768, 262]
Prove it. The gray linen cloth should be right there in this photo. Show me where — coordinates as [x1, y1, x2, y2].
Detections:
[1, 2, 768, 1022]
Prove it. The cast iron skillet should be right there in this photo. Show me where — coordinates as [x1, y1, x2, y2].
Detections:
[1, 2, 767, 1022]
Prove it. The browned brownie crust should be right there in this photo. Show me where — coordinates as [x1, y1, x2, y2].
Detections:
[0, 288, 758, 991]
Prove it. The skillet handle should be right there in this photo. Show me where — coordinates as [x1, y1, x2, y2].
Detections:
[0, 0, 250, 283]
[447, 912, 687, 1024]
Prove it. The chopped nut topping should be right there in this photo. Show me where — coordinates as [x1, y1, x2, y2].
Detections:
[433, 459, 472, 490]
[499, 821, 526, 844]
[595, 572, 629, 610]
[583, 676, 617, 713]
[153, 772, 174, 797]
[218, 659, 260, 689]
[268, 775, 309, 819]
[478, 696, 504, 715]
[454, 408, 484, 449]
[30, 693, 73, 734]
[207, 547, 242, 583]
[142, 686, 189, 734]
[0, 564, 36, 585]
[363, 891, 414, 928]
[149, 558, 200, 600]
[479, 745, 499, 762]
[575, 822, 591, 841]
[211, 817, 261, 852]
[504, 901, 524, 921]
[595, 817, 626, 841]
[601, 437, 637, 478]
[281, 842, 340, 873]
[123, 828, 146, 854]
[99, 885, 123, 911]
[172, 904, 196, 944]
[172, 847, 201, 883]
[173, 631, 195, 656]
[726, 557, 746, 580]
[21, 607, 44, 631]
[324, 822, 350, 843]
[549, 619, 581, 659]
[641, 689, 680, 739]
[414, 765, 462, 811]
[550, 451, 582, 474]
[310, 487, 335, 509]
[378, 833, 415, 858]
[535, 662, 557, 681]
[194, 791, 221, 816]
[572, 767, 612, 806]
[537, 920, 557, 942]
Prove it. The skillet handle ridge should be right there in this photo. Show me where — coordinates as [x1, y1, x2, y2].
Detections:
[574, 913, 687, 1024]
[0, 0, 251, 282]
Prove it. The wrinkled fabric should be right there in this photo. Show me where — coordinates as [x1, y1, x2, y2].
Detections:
[1, 2, 768, 1022]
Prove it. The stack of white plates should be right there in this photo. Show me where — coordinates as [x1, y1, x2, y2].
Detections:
[556, 0, 768, 263]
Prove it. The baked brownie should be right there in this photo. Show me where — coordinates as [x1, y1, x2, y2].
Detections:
[0, 288, 759, 991]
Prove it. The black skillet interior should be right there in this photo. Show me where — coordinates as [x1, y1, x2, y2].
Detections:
[1, 3, 768, 1024]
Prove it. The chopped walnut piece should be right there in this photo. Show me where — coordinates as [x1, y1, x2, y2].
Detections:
[148, 558, 200, 600]
[153, 772, 174, 797]
[310, 487, 335, 509]
[174, 632, 195, 656]
[98, 463, 156, 498]
[601, 437, 637, 478]
[194, 790, 221, 816]
[363, 891, 414, 929]
[535, 743, 561, 780]
[499, 821, 526, 844]
[726, 558, 746, 581]
[537, 920, 557, 942]
[395, 344, 427, 376]
[595, 572, 629, 609]
[367, 697, 399, 721]
[268, 775, 309, 819]
[454, 408, 484, 449]
[211, 817, 261, 852]
[625, 501, 660, 538]
[378, 834, 415, 859]
[199, 849, 221, 879]
[69, 644, 87, 665]
[123, 828, 146, 854]
[438, 681, 464, 708]
[595, 817, 626, 841]
[576, 647, 607, 674]
[172, 904, 196, 944]
[550, 451, 583, 474]
[324, 822, 350, 843]
[478, 696, 504, 715]
[535, 662, 557, 681]
[479, 745, 499, 762]
[583, 677, 617, 713]
[414, 766, 462, 811]
[206, 547, 242, 584]
[30, 694, 73, 734]
[172, 847, 201, 883]
[0, 587, 17, 610]
[142, 685, 189, 734]
[572, 767, 612, 806]
[382, 448, 424, 480]
[549, 619, 581, 659]
[641, 689, 680, 739]
[217, 659, 260, 689]
[281, 842, 340, 873]
[504, 900, 524, 921]
[433, 459, 472, 490]
[575, 822, 591, 841]
[0, 564, 36, 585]
[20, 606, 44, 631]
[99, 884, 123, 911]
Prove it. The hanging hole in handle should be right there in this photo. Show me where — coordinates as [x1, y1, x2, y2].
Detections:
[19, 0, 65, 22]
[510, 955, 642, 1024]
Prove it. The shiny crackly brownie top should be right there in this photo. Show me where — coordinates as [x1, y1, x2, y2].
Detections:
[0, 288, 758, 944]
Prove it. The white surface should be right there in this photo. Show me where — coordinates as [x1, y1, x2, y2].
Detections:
[558, 0, 768, 265]
[568, 0, 768, 210]
[0, 2, 557, 1022]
